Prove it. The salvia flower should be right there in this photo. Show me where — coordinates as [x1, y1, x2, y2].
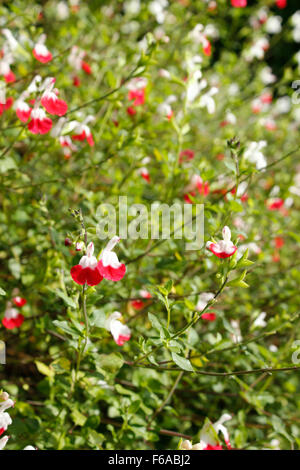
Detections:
[33, 38, 52, 63]
[105, 312, 131, 346]
[12, 296, 27, 307]
[15, 100, 32, 122]
[71, 120, 94, 146]
[41, 77, 68, 116]
[70, 242, 103, 286]
[2, 303, 24, 329]
[206, 226, 237, 258]
[98, 236, 126, 282]
[180, 413, 232, 450]
[0, 391, 13, 450]
[28, 107, 52, 135]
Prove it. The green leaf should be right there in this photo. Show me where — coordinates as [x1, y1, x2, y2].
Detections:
[0, 287, 6, 296]
[171, 353, 194, 372]
[35, 361, 54, 378]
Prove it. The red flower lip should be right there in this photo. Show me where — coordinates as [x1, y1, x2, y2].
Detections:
[33, 49, 52, 63]
[208, 243, 237, 258]
[12, 297, 27, 307]
[2, 314, 24, 330]
[98, 260, 126, 282]
[41, 95, 68, 116]
[70, 263, 103, 286]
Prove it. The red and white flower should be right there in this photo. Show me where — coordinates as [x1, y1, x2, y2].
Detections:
[267, 197, 284, 210]
[0, 412, 12, 437]
[179, 149, 195, 164]
[12, 296, 27, 307]
[33, 40, 52, 63]
[0, 392, 14, 446]
[71, 120, 94, 146]
[41, 78, 68, 116]
[0, 96, 13, 116]
[105, 312, 131, 346]
[180, 413, 232, 450]
[206, 226, 237, 258]
[16, 100, 32, 122]
[0, 58, 15, 83]
[139, 167, 150, 183]
[98, 236, 126, 282]
[184, 174, 209, 203]
[131, 290, 152, 310]
[28, 107, 52, 134]
[70, 242, 103, 286]
[127, 77, 147, 107]
[2, 303, 24, 329]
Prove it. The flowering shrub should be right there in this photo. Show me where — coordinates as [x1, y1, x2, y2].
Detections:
[0, 0, 300, 451]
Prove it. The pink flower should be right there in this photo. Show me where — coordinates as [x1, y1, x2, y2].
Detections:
[70, 242, 103, 286]
[41, 78, 68, 116]
[105, 312, 131, 346]
[28, 108, 52, 134]
[12, 296, 27, 307]
[98, 236, 126, 282]
[33, 43, 52, 63]
[2, 305, 24, 329]
[206, 226, 237, 258]
[16, 101, 32, 122]
[231, 0, 247, 7]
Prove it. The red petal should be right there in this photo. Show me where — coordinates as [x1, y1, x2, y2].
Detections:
[2, 314, 24, 329]
[98, 260, 126, 281]
[33, 49, 53, 63]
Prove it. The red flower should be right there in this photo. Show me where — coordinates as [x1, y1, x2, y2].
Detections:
[179, 149, 195, 163]
[12, 296, 27, 307]
[202, 37, 212, 57]
[267, 198, 284, 210]
[16, 101, 32, 122]
[81, 61, 92, 74]
[276, 0, 287, 8]
[4, 70, 15, 83]
[274, 236, 284, 249]
[127, 106, 136, 116]
[70, 242, 103, 286]
[128, 88, 145, 106]
[41, 94, 67, 116]
[231, 0, 247, 6]
[28, 108, 52, 135]
[33, 44, 52, 63]
[2, 305, 24, 329]
[72, 123, 94, 146]
[206, 226, 237, 258]
[73, 76, 80, 87]
[0, 97, 13, 116]
[201, 312, 216, 321]
[131, 300, 144, 310]
[98, 236, 126, 282]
